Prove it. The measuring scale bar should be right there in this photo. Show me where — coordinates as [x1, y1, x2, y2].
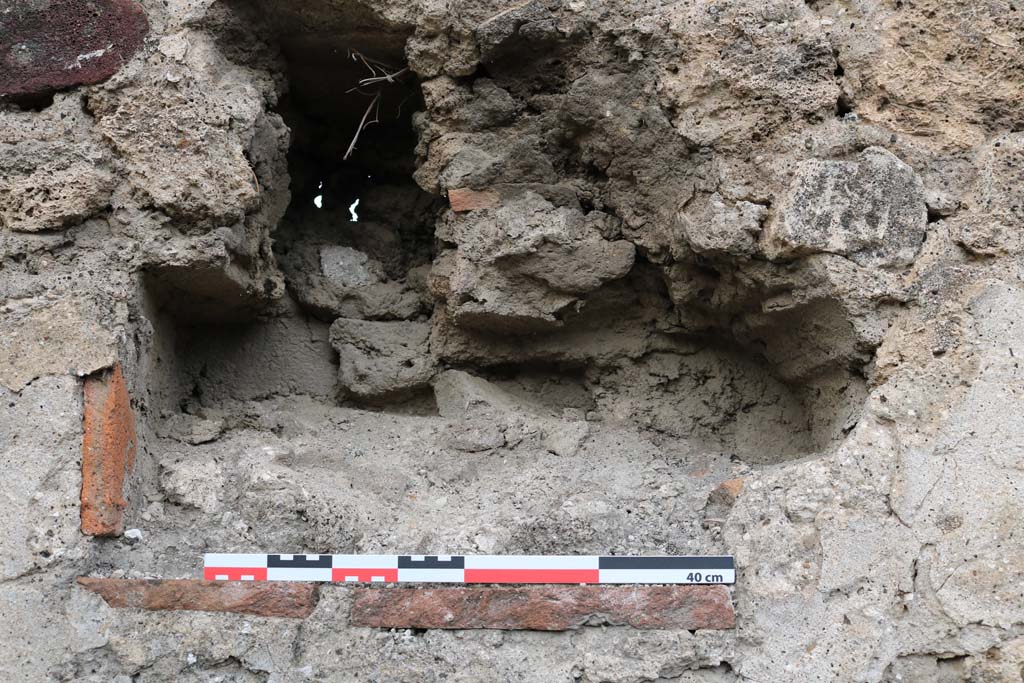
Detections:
[203, 554, 736, 584]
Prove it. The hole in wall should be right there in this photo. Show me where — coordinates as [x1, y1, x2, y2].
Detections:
[142, 0, 442, 417]
[141, 283, 337, 416]
[836, 94, 855, 118]
[1, 91, 55, 112]
[270, 20, 442, 325]
[428, 254, 868, 464]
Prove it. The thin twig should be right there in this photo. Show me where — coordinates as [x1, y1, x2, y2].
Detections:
[357, 67, 410, 88]
[349, 49, 394, 75]
[345, 67, 410, 94]
[343, 91, 382, 160]
[395, 92, 413, 120]
[342, 50, 411, 162]
[246, 162, 261, 196]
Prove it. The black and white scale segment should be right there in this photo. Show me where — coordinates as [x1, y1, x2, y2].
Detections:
[203, 554, 736, 584]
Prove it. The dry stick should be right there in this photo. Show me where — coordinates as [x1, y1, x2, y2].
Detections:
[345, 67, 410, 95]
[343, 90, 382, 161]
[350, 49, 393, 75]
[355, 67, 410, 88]
[342, 50, 410, 161]
[395, 91, 413, 120]
[246, 162, 261, 196]
[349, 50, 378, 75]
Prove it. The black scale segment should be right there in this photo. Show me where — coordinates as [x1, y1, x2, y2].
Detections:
[397, 556, 465, 569]
[267, 554, 332, 568]
[598, 556, 735, 570]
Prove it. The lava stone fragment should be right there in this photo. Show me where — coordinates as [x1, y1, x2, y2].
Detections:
[0, 0, 148, 100]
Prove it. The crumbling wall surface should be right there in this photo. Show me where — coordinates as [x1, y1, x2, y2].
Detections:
[1, 0, 1023, 680]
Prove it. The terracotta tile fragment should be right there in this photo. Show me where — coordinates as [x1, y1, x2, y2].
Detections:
[710, 478, 745, 506]
[350, 585, 735, 630]
[448, 188, 501, 212]
[77, 578, 319, 619]
[81, 363, 137, 536]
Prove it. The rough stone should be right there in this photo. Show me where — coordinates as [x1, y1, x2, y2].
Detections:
[278, 228, 425, 321]
[85, 31, 273, 230]
[475, 1, 555, 63]
[77, 578, 319, 618]
[0, 0, 149, 99]
[447, 423, 506, 452]
[81, 363, 137, 536]
[433, 191, 634, 330]
[432, 369, 531, 419]
[350, 585, 735, 630]
[0, 152, 115, 233]
[763, 147, 928, 267]
[329, 318, 437, 399]
[0, 95, 118, 233]
[421, 78, 520, 130]
[677, 193, 767, 257]
[0, 297, 116, 392]
[319, 245, 384, 288]
[0, 376, 83, 581]
[154, 414, 225, 445]
[950, 133, 1024, 256]
[159, 455, 225, 513]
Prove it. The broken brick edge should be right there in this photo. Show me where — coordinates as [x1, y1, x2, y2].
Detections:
[77, 579, 734, 630]
[350, 584, 735, 630]
[78, 578, 321, 619]
[80, 362, 137, 536]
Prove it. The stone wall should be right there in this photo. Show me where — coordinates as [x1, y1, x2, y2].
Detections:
[1, 0, 1022, 680]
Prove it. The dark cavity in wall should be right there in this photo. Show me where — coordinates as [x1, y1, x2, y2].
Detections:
[271, 19, 442, 325]
[142, 0, 441, 418]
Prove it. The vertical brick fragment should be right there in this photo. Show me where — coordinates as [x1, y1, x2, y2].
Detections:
[81, 363, 137, 536]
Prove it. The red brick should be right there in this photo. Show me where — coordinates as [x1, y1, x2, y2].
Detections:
[77, 578, 319, 618]
[350, 585, 735, 630]
[448, 188, 501, 212]
[81, 363, 137, 536]
[0, 0, 148, 100]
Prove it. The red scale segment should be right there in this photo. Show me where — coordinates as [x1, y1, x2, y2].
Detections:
[204, 567, 268, 581]
[465, 569, 599, 584]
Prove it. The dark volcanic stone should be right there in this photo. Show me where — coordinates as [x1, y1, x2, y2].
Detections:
[0, 0, 148, 100]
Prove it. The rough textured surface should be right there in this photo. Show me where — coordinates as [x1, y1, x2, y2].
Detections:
[78, 577, 319, 618]
[351, 585, 735, 631]
[0, 96, 119, 233]
[763, 147, 928, 266]
[330, 317, 437, 399]
[81, 363, 137, 536]
[1, 0, 1024, 680]
[0, 0, 149, 100]
[449, 187, 501, 212]
[0, 296, 117, 391]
